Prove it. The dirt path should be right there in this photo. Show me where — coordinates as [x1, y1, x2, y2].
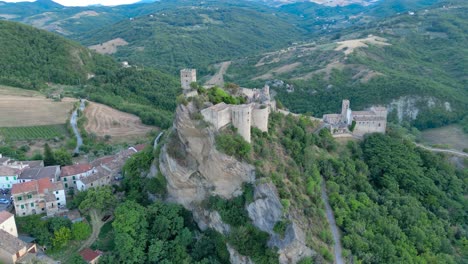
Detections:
[79, 210, 105, 251]
[321, 181, 344, 264]
[205, 61, 231, 87]
[415, 143, 468, 158]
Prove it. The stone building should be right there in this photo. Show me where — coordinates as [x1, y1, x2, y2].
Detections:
[323, 100, 387, 136]
[0, 211, 37, 264]
[180, 69, 197, 90]
[11, 178, 66, 216]
[200, 85, 273, 143]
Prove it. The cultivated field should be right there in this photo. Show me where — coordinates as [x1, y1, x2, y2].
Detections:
[0, 85, 76, 127]
[89, 38, 129, 55]
[421, 125, 468, 151]
[83, 102, 156, 141]
[0, 125, 67, 141]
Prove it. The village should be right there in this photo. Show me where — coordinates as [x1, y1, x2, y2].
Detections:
[0, 143, 146, 264]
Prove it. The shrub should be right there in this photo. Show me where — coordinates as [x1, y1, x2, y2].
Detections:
[215, 133, 251, 159]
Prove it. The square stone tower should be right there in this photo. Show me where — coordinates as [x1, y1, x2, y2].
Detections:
[180, 69, 197, 90]
[341, 99, 352, 124]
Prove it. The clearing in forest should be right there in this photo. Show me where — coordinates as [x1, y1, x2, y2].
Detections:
[88, 38, 129, 55]
[83, 102, 155, 141]
[0, 85, 76, 127]
[335, 35, 390, 55]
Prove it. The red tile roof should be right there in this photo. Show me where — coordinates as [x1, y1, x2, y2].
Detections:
[11, 181, 37, 195]
[60, 164, 92, 177]
[0, 211, 13, 224]
[37, 178, 54, 194]
[79, 248, 101, 262]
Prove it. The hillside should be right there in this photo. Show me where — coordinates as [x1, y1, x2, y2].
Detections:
[78, 3, 304, 74]
[0, 20, 180, 128]
[0, 20, 116, 89]
[226, 2, 468, 129]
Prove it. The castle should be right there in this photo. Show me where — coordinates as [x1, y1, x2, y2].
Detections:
[200, 85, 275, 143]
[180, 69, 197, 90]
[323, 100, 387, 137]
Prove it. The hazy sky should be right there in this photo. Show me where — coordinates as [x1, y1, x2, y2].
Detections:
[1, 0, 141, 6]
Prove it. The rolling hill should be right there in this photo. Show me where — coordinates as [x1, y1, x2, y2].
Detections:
[0, 20, 180, 128]
[225, 1, 468, 129]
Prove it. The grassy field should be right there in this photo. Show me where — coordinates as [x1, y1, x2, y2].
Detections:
[0, 125, 68, 141]
[421, 125, 468, 151]
[0, 85, 76, 127]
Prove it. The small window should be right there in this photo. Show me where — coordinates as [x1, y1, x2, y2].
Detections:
[58, 203, 61, 206]
[73, 181, 76, 184]
[63, 178, 67, 182]
[56, 191, 59, 194]
[17, 197, 22, 201]
[91, 183, 94, 186]
[21, 205, 24, 209]
[72, 176, 76, 180]
[27, 194, 32, 199]
[41, 208, 44, 211]
[56, 198, 59, 201]
[13, 176, 16, 180]
[6, 177, 8, 180]
[30, 203, 34, 207]
[65, 183, 68, 188]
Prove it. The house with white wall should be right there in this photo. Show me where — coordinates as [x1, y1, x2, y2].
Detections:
[0, 167, 20, 189]
[60, 164, 94, 190]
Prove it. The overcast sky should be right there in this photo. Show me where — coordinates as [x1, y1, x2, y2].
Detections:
[1, 0, 141, 6]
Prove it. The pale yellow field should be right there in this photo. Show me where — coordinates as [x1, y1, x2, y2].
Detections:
[0, 85, 76, 127]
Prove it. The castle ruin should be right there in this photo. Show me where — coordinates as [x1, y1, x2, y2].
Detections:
[180, 69, 197, 90]
[323, 100, 387, 136]
[200, 85, 274, 143]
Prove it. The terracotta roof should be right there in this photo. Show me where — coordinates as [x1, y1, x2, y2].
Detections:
[79, 248, 101, 262]
[37, 178, 54, 194]
[80, 168, 110, 185]
[133, 144, 146, 152]
[0, 229, 27, 254]
[60, 164, 92, 177]
[0, 166, 19, 176]
[91, 156, 114, 167]
[0, 211, 13, 225]
[11, 181, 37, 195]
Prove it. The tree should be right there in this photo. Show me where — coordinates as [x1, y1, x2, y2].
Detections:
[72, 222, 92, 241]
[54, 148, 72, 166]
[52, 227, 71, 249]
[43, 143, 55, 166]
[79, 186, 116, 213]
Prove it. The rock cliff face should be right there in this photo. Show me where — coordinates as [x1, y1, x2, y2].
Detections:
[388, 96, 452, 122]
[159, 103, 255, 208]
[159, 103, 314, 263]
[247, 182, 314, 264]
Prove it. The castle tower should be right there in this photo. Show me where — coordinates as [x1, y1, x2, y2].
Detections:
[252, 106, 269, 132]
[180, 69, 197, 90]
[341, 99, 352, 125]
[231, 104, 253, 143]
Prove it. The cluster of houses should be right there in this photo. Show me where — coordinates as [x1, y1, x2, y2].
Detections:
[0, 145, 145, 263]
[0, 144, 145, 217]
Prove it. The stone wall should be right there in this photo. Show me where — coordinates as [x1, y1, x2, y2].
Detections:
[252, 106, 269, 132]
[231, 105, 253, 143]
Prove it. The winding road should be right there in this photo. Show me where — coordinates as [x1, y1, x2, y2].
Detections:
[321, 181, 344, 264]
[70, 99, 86, 154]
[415, 143, 468, 158]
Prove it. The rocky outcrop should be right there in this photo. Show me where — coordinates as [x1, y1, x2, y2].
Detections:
[388, 96, 452, 122]
[159, 103, 255, 208]
[247, 182, 315, 264]
[227, 244, 254, 264]
[192, 208, 231, 235]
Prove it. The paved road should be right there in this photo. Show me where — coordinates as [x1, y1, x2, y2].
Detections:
[153, 131, 164, 150]
[321, 182, 344, 264]
[70, 100, 86, 154]
[415, 143, 468, 158]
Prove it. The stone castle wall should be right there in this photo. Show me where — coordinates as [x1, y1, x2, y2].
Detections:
[251, 106, 269, 132]
[231, 105, 252, 143]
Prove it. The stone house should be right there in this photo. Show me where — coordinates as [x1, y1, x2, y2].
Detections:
[76, 167, 112, 191]
[0, 211, 36, 264]
[60, 164, 94, 190]
[0, 167, 20, 189]
[18, 166, 60, 183]
[11, 178, 66, 216]
[323, 100, 387, 137]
